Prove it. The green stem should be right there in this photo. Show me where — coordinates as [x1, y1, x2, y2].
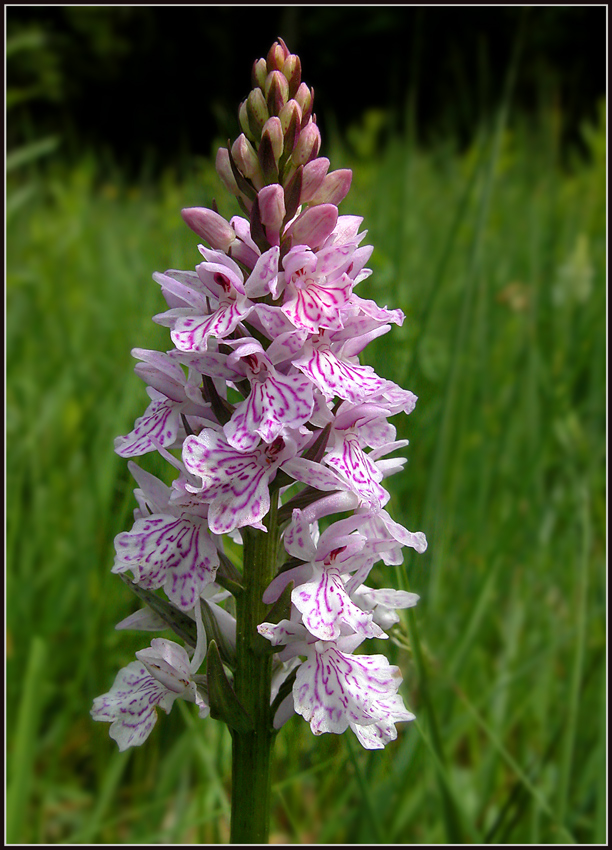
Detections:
[229, 496, 279, 844]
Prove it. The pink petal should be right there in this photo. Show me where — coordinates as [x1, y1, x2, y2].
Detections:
[91, 661, 176, 751]
[293, 646, 405, 736]
[293, 341, 389, 404]
[113, 514, 219, 610]
[114, 396, 182, 457]
[224, 372, 314, 451]
[292, 565, 384, 641]
[170, 299, 253, 352]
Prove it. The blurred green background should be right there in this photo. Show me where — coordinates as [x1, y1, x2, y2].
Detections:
[6, 7, 606, 845]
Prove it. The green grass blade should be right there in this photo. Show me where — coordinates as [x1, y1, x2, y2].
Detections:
[6, 636, 47, 844]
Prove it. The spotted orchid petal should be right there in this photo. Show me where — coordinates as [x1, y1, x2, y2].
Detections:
[372, 383, 418, 416]
[113, 513, 219, 610]
[293, 338, 389, 404]
[283, 508, 318, 561]
[91, 640, 208, 751]
[115, 607, 168, 631]
[114, 391, 183, 458]
[136, 639, 199, 692]
[254, 305, 305, 341]
[293, 644, 408, 736]
[281, 245, 354, 333]
[91, 661, 177, 751]
[282, 272, 353, 333]
[127, 462, 173, 519]
[153, 269, 205, 309]
[170, 296, 254, 352]
[349, 294, 405, 326]
[323, 432, 387, 510]
[333, 402, 396, 446]
[132, 349, 190, 402]
[351, 585, 420, 630]
[322, 214, 366, 248]
[292, 564, 385, 641]
[244, 245, 281, 298]
[197, 248, 246, 294]
[223, 351, 314, 451]
[350, 694, 415, 749]
[281, 456, 350, 494]
[257, 618, 311, 649]
[183, 430, 298, 534]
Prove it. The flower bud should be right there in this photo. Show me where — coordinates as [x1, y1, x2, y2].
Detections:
[282, 54, 302, 98]
[252, 57, 268, 90]
[292, 121, 321, 166]
[258, 130, 279, 185]
[300, 157, 330, 203]
[231, 134, 264, 189]
[246, 88, 269, 140]
[238, 100, 253, 141]
[307, 169, 353, 206]
[279, 99, 302, 156]
[258, 183, 286, 244]
[287, 203, 338, 250]
[261, 117, 284, 163]
[181, 207, 236, 251]
[249, 197, 270, 254]
[215, 148, 240, 196]
[265, 70, 289, 116]
[283, 165, 303, 223]
[267, 39, 289, 73]
[295, 83, 313, 126]
[279, 99, 302, 135]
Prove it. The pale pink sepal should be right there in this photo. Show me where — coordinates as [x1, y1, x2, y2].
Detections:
[181, 207, 237, 252]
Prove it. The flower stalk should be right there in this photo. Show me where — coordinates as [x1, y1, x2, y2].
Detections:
[230, 500, 279, 843]
[91, 38, 427, 845]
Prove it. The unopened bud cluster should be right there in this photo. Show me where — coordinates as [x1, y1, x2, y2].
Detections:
[215, 38, 351, 256]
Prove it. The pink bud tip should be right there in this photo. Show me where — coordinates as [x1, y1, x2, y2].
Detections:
[181, 208, 236, 252]
[308, 169, 353, 206]
[258, 184, 286, 233]
[288, 203, 339, 250]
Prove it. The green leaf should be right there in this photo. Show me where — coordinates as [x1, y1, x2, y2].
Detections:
[215, 550, 244, 596]
[265, 580, 294, 625]
[200, 599, 236, 669]
[117, 574, 198, 647]
[6, 136, 59, 172]
[206, 640, 253, 733]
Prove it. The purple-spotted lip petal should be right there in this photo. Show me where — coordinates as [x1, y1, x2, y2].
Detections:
[114, 393, 183, 458]
[292, 564, 385, 642]
[281, 273, 353, 334]
[91, 660, 178, 751]
[292, 643, 407, 737]
[323, 433, 387, 510]
[292, 340, 389, 405]
[113, 513, 219, 610]
[182, 430, 300, 534]
[170, 298, 254, 352]
[223, 370, 314, 452]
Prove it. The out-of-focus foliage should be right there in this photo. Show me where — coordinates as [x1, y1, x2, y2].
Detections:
[6, 6, 606, 176]
[6, 30, 60, 219]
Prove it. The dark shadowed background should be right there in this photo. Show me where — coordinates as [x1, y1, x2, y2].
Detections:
[7, 5, 606, 172]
